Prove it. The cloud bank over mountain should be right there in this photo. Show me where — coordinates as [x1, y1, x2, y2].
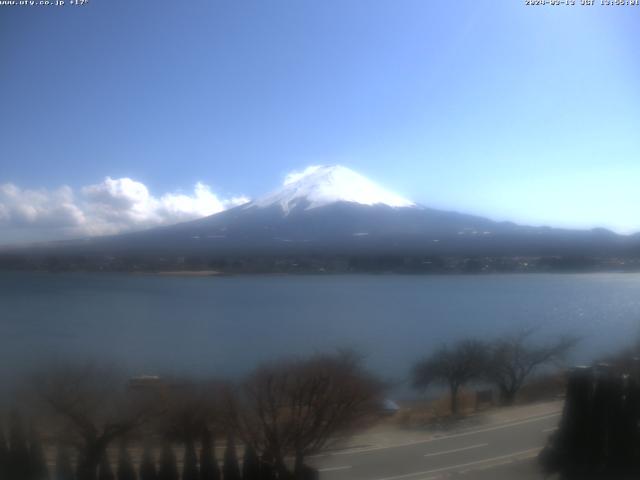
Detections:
[0, 177, 249, 244]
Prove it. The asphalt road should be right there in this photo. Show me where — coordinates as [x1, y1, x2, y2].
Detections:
[311, 412, 560, 480]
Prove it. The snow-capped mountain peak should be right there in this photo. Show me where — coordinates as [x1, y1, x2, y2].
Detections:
[250, 165, 415, 213]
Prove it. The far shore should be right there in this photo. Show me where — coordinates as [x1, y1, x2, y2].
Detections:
[149, 270, 226, 277]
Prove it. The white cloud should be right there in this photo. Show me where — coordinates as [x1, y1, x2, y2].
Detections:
[0, 177, 249, 243]
[0, 184, 86, 229]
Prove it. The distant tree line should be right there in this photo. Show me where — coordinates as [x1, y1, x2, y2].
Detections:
[412, 330, 577, 414]
[2, 252, 638, 275]
[0, 350, 384, 480]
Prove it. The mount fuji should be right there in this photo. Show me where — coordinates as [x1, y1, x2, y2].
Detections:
[251, 165, 416, 213]
[4, 165, 639, 271]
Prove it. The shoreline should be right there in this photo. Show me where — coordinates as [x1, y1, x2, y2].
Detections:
[1, 269, 640, 278]
[146, 270, 226, 277]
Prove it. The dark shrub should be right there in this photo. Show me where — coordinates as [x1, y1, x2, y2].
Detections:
[241, 444, 259, 480]
[182, 439, 198, 480]
[117, 444, 137, 480]
[54, 445, 74, 480]
[98, 452, 115, 480]
[199, 428, 219, 480]
[157, 443, 178, 480]
[222, 436, 241, 480]
[139, 444, 157, 480]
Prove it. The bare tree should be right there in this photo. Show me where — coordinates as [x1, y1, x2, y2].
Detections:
[231, 350, 384, 478]
[31, 363, 159, 480]
[485, 330, 577, 405]
[412, 340, 487, 415]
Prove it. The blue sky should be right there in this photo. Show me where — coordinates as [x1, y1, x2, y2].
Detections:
[1, 0, 639, 243]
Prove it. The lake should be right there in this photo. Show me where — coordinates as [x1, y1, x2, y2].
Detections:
[2, 272, 640, 388]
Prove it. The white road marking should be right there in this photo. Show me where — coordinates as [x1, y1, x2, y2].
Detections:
[326, 412, 560, 456]
[424, 443, 488, 457]
[374, 447, 542, 480]
[318, 465, 352, 472]
[543, 427, 557, 433]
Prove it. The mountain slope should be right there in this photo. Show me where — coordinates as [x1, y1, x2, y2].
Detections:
[4, 165, 639, 264]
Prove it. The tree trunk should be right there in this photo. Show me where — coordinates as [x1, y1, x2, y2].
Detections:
[293, 452, 318, 480]
[450, 384, 460, 416]
[293, 451, 302, 479]
[77, 445, 104, 480]
[275, 456, 292, 480]
[500, 387, 517, 406]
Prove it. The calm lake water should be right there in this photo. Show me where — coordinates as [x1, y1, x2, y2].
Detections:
[2, 272, 640, 386]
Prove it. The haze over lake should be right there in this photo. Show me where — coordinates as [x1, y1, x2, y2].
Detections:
[2, 272, 640, 387]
